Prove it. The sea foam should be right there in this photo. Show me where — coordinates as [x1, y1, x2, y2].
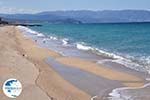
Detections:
[17, 26, 45, 37]
[75, 42, 150, 73]
[76, 43, 93, 51]
[17, 26, 38, 35]
[62, 38, 69, 46]
[109, 82, 150, 100]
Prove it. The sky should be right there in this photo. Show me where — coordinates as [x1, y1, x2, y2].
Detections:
[0, 0, 150, 14]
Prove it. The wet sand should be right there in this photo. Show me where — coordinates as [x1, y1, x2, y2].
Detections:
[46, 57, 123, 99]
[55, 57, 145, 87]
[0, 26, 149, 100]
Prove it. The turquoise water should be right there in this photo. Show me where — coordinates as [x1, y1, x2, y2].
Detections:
[30, 23, 150, 72]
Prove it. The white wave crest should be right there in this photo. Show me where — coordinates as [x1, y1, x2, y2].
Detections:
[17, 26, 38, 35]
[49, 36, 57, 40]
[37, 33, 45, 37]
[109, 82, 150, 100]
[95, 48, 124, 60]
[62, 38, 69, 46]
[18, 26, 45, 38]
[76, 43, 93, 51]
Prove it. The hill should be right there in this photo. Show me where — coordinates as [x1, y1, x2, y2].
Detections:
[1, 10, 150, 23]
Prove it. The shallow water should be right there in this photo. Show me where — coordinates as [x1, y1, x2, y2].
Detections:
[45, 57, 121, 99]
[30, 23, 150, 73]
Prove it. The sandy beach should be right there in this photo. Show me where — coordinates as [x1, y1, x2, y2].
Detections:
[0, 26, 148, 100]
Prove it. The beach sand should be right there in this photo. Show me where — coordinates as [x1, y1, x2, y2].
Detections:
[0, 26, 147, 100]
[0, 26, 90, 100]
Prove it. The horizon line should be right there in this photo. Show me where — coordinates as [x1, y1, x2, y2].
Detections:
[0, 9, 150, 14]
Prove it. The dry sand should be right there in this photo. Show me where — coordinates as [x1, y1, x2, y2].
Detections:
[0, 26, 145, 100]
[0, 26, 91, 100]
[0, 26, 49, 100]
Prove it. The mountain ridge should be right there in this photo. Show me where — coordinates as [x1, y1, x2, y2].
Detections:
[1, 10, 150, 23]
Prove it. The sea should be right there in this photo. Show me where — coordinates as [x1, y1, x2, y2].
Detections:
[18, 22, 150, 100]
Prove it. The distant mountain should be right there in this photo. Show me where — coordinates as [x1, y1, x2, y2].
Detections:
[0, 13, 82, 24]
[1, 10, 150, 23]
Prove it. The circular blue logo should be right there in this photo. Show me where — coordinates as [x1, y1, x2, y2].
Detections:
[2, 78, 22, 98]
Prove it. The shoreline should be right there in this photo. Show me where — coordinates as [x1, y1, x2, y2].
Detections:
[16, 25, 149, 99]
[0, 25, 149, 100]
[15, 26, 91, 100]
[20, 25, 150, 74]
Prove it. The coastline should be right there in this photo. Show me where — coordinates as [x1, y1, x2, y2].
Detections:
[15, 26, 91, 100]
[0, 26, 91, 100]
[0, 25, 149, 100]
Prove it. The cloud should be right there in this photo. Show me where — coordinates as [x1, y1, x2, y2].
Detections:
[0, 1, 3, 5]
[0, 6, 36, 14]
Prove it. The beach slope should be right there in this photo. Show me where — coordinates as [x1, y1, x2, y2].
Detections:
[0, 26, 147, 100]
[0, 26, 90, 100]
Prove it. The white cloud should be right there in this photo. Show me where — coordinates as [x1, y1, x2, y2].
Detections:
[0, 6, 36, 14]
